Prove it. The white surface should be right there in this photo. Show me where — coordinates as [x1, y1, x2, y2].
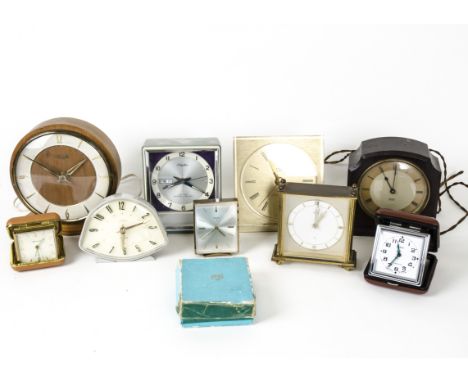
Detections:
[1, 2, 468, 381]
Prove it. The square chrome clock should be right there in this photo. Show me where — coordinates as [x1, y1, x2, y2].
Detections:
[234, 136, 323, 232]
[272, 182, 357, 269]
[142, 138, 221, 232]
[193, 199, 239, 256]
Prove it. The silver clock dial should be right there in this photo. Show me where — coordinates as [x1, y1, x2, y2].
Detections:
[151, 152, 215, 212]
[194, 202, 238, 254]
[370, 226, 429, 285]
[79, 195, 168, 261]
[287, 200, 344, 250]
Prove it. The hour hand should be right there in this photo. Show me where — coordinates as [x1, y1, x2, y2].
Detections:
[65, 158, 88, 177]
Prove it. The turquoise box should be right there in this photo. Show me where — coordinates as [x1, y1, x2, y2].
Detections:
[176, 257, 256, 328]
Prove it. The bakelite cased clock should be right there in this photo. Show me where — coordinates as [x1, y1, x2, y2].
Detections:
[79, 194, 168, 262]
[272, 182, 357, 269]
[10, 118, 122, 236]
[234, 136, 324, 232]
[142, 138, 221, 232]
[193, 198, 239, 256]
[7, 213, 65, 271]
[348, 137, 441, 236]
[364, 208, 439, 294]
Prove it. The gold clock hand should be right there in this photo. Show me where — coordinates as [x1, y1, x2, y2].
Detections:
[65, 158, 88, 177]
[119, 226, 127, 255]
[258, 187, 277, 210]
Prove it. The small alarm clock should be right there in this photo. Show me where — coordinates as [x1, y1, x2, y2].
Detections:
[348, 137, 441, 236]
[142, 138, 221, 232]
[364, 208, 439, 294]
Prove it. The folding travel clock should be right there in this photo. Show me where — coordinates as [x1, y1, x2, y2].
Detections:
[142, 138, 221, 232]
[348, 137, 441, 236]
[234, 136, 324, 232]
[193, 198, 239, 256]
[7, 213, 65, 271]
[364, 208, 439, 294]
[272, 182, 357, 270]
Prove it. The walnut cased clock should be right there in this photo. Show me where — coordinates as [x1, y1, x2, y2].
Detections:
[234, 136, 324, 232]
[348, 137, 441, 236]
[142, 138, 221, 232]
[10, 118, 122, 236]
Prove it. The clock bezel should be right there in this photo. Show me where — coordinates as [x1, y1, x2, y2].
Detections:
[193, 198, 239, 256]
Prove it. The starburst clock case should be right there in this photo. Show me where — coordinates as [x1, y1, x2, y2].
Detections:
[10, 117, 122, 236]
[272, 182, 357, 270]
[364, 208, 439, 294]
[142, 138, 221, 232]
[193, 199, 239, 256]
[234, 136, 324, 232]
[7, 213, 65, 271]
[348, 137, 441, 236]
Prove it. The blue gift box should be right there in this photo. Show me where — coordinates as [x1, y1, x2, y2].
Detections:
[176, 257, 256, 328]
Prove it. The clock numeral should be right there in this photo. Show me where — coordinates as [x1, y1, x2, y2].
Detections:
[179, 152, 185, 157]
[152, 179, 157, 184]
[205, 165, 210, 170]
[245, 180, 256, 184]
[106, 205, 113, 213]
[84, 205, 89, 213]
[109, 246, 115, 254]
[89, 228, 99, 232]
[56, 135, 63, 144]
[119, 201, 125, 210]
[416, 190, 424, 194]
[249, 192, 260, 200]
[135, 245, 142, 252]
[149, 240, 157, 245]
[165, 155, 170, 161]
[44, 205, 50, 213]
[156, 192, 161, 198]
[95, 192, 105, 198]
[411, 201, 418, 207]
[141, 213, 150, 219]
[94, 214, 105, 221]
[148, 226, 158, 229]
[65, 210, 70, 219]
[132, 206, 137, 212]
[261, 201, 269, 211]
[208, 178, 214, 184]
[92, 243, 100, 249]
[181, 205, 186, 211]
[204, 192, 210, 197]
[155, 166, 161, 171]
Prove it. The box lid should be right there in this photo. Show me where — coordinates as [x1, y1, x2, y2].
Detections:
[143, 137, 220, 148]
[375, 208, 439, 252]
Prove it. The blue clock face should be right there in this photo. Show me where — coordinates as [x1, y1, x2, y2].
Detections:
[145, 149, 218, 212]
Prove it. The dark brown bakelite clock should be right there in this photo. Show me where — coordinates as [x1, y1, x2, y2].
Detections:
[348, 137, 441, 236]
[10, 118, 121, 236]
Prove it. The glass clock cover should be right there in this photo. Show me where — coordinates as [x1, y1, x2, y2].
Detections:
[79, 194, 168, 261]
[194, 199, 239, 255]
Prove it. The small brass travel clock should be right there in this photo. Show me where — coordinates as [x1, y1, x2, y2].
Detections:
[7, 213, 65, 271]
[234, 136, 324, 232]
[272, 182, 357, 269]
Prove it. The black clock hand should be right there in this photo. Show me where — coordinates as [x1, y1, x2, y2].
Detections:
[387, 244, 402, 268]
[392, 163, 398, 190]
[379, 166, 396, 194]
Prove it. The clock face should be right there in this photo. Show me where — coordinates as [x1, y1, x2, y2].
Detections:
[79, 196, 168, 261]
[358, 160, 430, 216]
[240, 143, 317, 220]
[194, 201, 238, 254]
[13, 133, 111, 222]
[15, 228, 58, 264]
[288, 200, 344, 250]
[151, 152, 215, 212]
[369, 226, 429, 285]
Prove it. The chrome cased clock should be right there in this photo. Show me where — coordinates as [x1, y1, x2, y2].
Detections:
[272, 182, 357, 270]
[364, 208, 439, 294]
[193, 198, 239, 256]
[234, 136, 323, 233]
[142, 138, 221, 232]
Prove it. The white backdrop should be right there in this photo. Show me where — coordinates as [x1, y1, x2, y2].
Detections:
[1, 2, 468, 381]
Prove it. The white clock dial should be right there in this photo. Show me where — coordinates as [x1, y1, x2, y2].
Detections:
[288, 200, 344, 250]
[151, 152, 215, 212]
[14, 133, 110, 222]
[194, 202, 238, 254]
[79, 196, 168, 261]
[241, 143, 318, 218]
[370, 226, 429, 285]
[15, 228, 59, 264]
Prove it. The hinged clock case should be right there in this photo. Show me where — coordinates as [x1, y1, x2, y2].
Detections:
[272, 182, 357, 269]
[193, 198, 239, 256]
[348, 137, 441, 236]
[364, 208, 439, 294]
[142, 138, 221, 232]
[6, 213, 65, 271]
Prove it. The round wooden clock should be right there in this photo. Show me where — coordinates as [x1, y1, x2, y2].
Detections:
[10, 117, 121, 236]
[348, 137, 441, 236]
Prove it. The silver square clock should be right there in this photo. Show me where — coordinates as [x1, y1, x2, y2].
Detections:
[142, 138, 221, 232]
[193, 198, 239, 256]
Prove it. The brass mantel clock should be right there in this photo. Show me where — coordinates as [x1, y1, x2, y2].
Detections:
[234, 136, 323, 232]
